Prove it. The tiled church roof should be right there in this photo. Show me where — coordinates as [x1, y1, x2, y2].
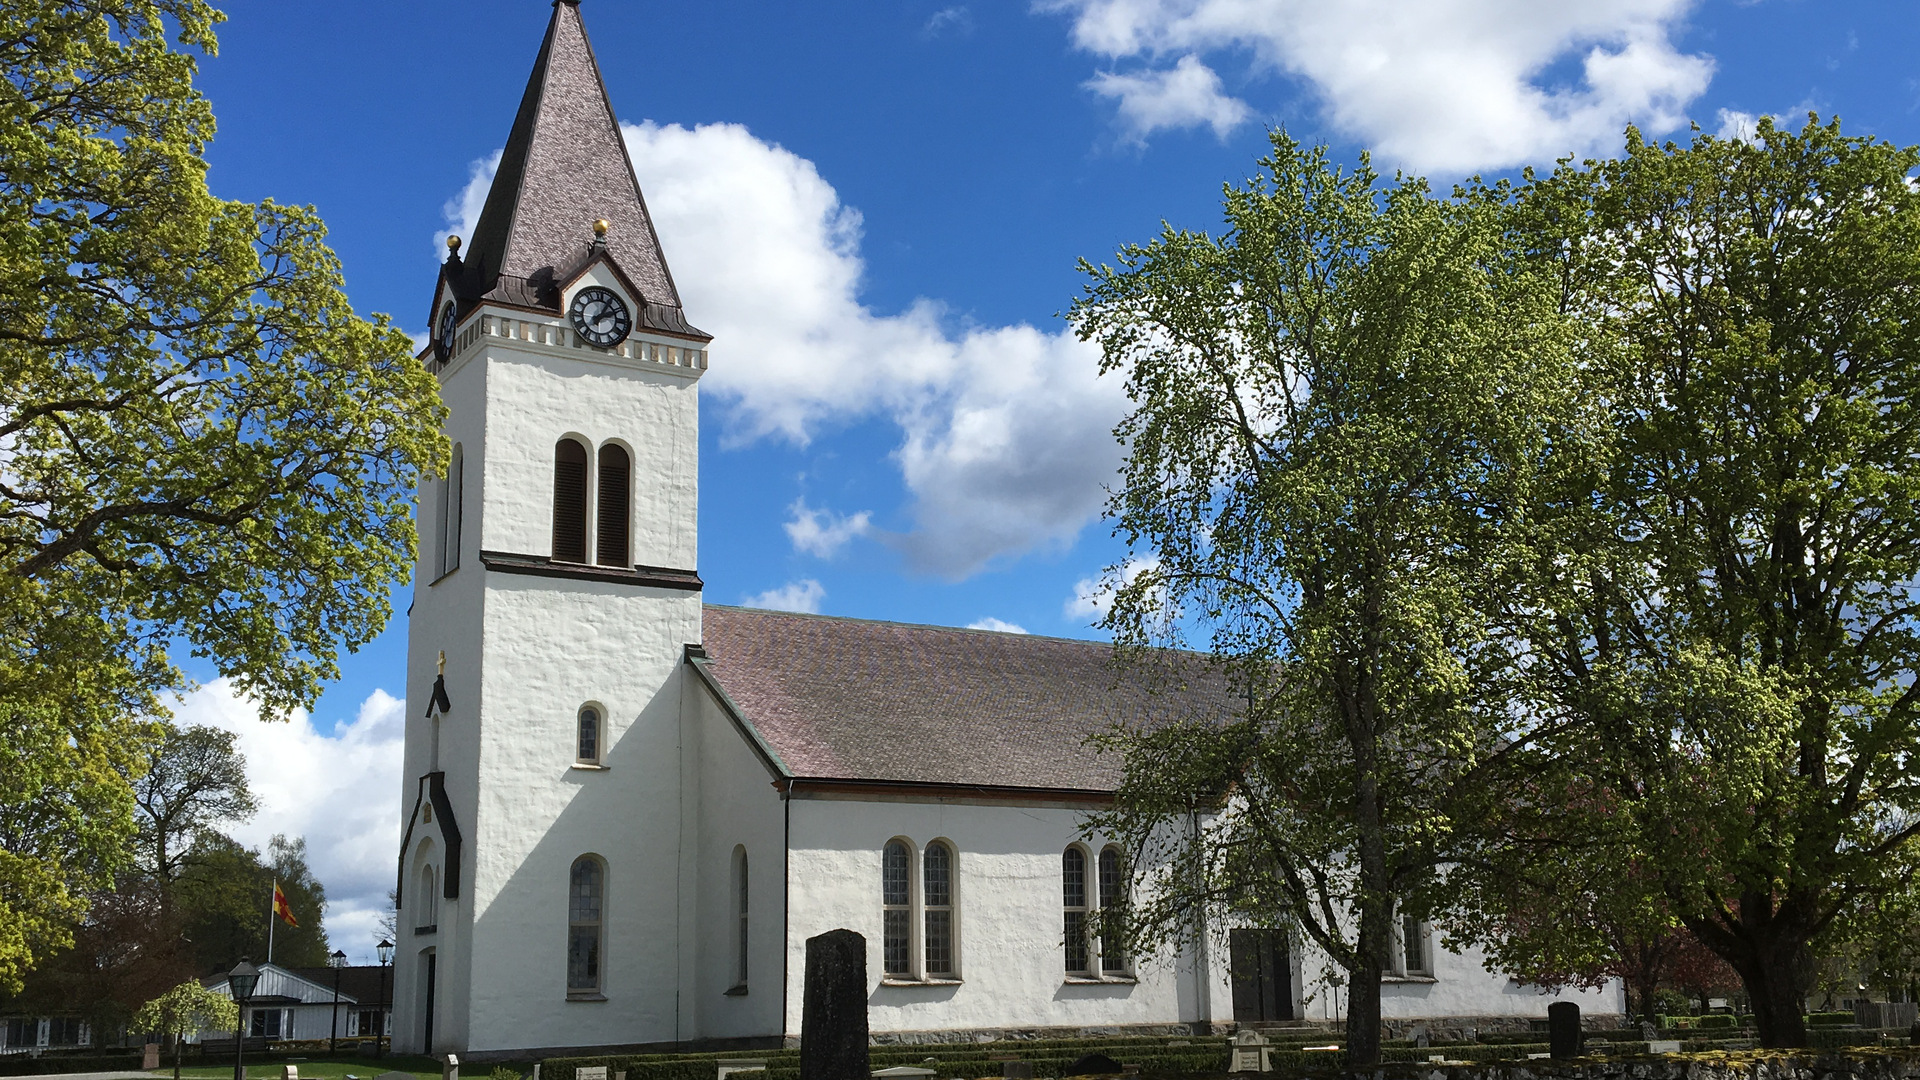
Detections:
[697, 605, 1235, 794]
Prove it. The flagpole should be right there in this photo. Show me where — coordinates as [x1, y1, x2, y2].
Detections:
[268, 879, 276, 965]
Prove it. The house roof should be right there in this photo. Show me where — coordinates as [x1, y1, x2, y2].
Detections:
[286, 966, 390, 1008]
[449, 0, 697, 336]
[696, 606, 1234, 794]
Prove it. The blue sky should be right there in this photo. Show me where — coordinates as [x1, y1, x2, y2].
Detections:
[174, 0, 1920, 956]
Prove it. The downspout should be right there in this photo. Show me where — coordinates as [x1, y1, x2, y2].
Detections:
[783, 784, 792, 1044]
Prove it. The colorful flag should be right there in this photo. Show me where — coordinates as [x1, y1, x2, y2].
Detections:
[273, 883, 298, 927]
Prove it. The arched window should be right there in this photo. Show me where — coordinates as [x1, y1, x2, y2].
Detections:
[923, 841, 954, 976]
[416, 863, 438, 931]
[1062, 847, 1089, 975]
[438, 443, 463, 576]
[1098, 847, 1126, 972]
[596, 444, 631, 567]
[1400, 911, 1430, 976]
[732, 846, 750, 991]
[568, 856, 604, 996]
[576, 706, 602, 765]
[552, 439, 589, 563]
[882, 840, 911, 976]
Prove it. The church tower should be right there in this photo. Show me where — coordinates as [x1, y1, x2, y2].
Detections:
[393, 0, 710, 1055]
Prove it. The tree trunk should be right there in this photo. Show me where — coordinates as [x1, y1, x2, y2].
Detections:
[173, 1032, 182, 1080]
[1739, 941, 1813, 1048]
[1346, 949, 1385, 1066]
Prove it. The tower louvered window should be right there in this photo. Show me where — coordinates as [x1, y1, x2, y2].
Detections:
[597, 444, 631, 566]
[552, 439, 588, 562]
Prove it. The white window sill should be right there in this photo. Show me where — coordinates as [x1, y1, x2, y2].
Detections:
[571, 763, 609, 771]
[566, 991, 607, 1002]
[1064, 975, 1138, 985]
[1382, 973, 1438, 983]
[879, 978, 963, 987]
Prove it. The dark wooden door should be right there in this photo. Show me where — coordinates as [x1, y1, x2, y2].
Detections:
[1229, 928, 1293, 1022]
[422, 951, 437, 1051]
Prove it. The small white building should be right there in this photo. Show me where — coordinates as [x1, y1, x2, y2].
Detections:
[201, 964, 389, 1045]
[391, 0, 1621, 1061]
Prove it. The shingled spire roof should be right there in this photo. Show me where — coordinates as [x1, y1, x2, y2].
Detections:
[455, 0, 687, 324]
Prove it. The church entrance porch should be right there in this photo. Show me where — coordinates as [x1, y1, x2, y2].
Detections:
[1228, 929, 1293, 1023]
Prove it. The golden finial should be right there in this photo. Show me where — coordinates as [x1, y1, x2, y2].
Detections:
[593, 219, 611, 239]
[437, 650, 446, 676]
[446, 235, 462, 253]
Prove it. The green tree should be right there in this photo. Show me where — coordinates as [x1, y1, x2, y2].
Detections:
[136, 725, 256, 887]
[1069, 132, 1580, 1065]
[133, 979, 238, 1080]
[0, 0, 445, 988]
[175, 833, 329, 971]
[1476, 116, 1920, 1047]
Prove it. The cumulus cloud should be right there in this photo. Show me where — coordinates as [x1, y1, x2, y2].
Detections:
[1088, 54, 1253, 142]
[967, 617, 1030, 634]
[616, 121, 1128, 577]
[785, 499, 873, 558]
[743, 578, 827, 613]
[1042, 0, 1715, 172]
[924, 6, 974, 38]
[435, 150, 501, 263]
[171, 681, 404, 964]
[1066, 555, 1162, 620]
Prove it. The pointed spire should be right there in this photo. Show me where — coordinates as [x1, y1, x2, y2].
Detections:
[462, 0, 681, 312]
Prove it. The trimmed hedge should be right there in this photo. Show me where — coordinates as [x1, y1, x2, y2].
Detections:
[1810, 1012, 1859, 1027]
[1695, 1014, 1737, 1030]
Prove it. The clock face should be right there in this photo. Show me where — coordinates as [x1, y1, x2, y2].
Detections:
[435, 301, 457, 361]
[569, 286, 632, 348]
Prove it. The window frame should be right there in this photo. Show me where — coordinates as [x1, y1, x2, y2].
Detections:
[921, 839, 958, 980]
[552, 437, 591, 564]
[728, 845, 750, 995]
[575, 703, 605, 766]
[1097, 845, 1130, 976]
[596, 441, 632, 568]
[1392, 906, 1434, 979]
[1062, 844, 1092, 977]
[881, 837, 916, 980]
[567, 854, 607, 999]
[435, 442, 463, 579]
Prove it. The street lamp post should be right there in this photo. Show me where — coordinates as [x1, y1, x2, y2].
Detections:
[375, 940, 394, 1059]
[327, 950, 347, 1056]
[227, 959, 259, 1080]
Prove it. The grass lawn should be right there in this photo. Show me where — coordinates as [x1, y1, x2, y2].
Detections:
[157, 1054, 447, 1080]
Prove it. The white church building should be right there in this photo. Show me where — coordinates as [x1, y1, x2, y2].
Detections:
[391, 0, 1620, 1060]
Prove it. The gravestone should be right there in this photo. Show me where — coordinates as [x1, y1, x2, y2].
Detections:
[1548, 1002, 1581, 1059]
[576, 1068, 607, 1080]
[143, 1044, 161, 1070]
[800, 929, 868, 1080]
[1648, 1041, 1682, 1054]
[1001, 1062, 1033, 1079]
[284, 1067, 299, 1080]
[1409, 1024, 1430, 1049]
[1228, 1031, 1269, 1074]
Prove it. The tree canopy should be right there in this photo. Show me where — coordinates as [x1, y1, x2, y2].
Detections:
[1070, 131, 1583, 1065]
[0, 0, 443, 987]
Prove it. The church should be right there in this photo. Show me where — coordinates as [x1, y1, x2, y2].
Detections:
[391, 1, 1619, 1060]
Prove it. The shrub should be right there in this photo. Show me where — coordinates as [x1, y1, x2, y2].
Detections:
[1808, 1012, 1857, 1027]
[1695, 1014, 1737, 1029]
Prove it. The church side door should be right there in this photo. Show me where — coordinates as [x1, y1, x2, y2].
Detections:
[1229, 928, 1294, 1022]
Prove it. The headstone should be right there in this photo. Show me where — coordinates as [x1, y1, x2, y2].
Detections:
[1410, 1024, 1430, 1049]
[1228, 1030, 1269, 1074]
[717, 1061, 769, 1080]
[577, 1068, 607, 1080]
[1548, 1002, 1581, 1060]
[1648, 1041, 1682, 1054]
[800, 929, 869, 1080]
[143, 1044, 161, 1070]
[1001, 1063, 1032, 1080]
[377, 1071, 414, 1080]
[1065, 1054, 1123, 1077]
[617, 1071, 628, 1080]
[870, 1070, 934, 1079]
[285, 1067, 299, 1080]
[443, 1054, 460, 1080]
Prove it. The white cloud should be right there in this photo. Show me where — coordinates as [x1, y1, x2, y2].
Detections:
[1088, 54, 1252, 142]
[1066, 555, 1162, 620]
[967, 617, 1030, 634]
[435, 150, 502, 263]
[743, 578, 827, 613]
[1042, 0, 1715, 172]
[616, 121, 1129, 577]
[784, 499, 873, 558]
[924, 6, 974, 37]
[171, 681, 404, 964]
